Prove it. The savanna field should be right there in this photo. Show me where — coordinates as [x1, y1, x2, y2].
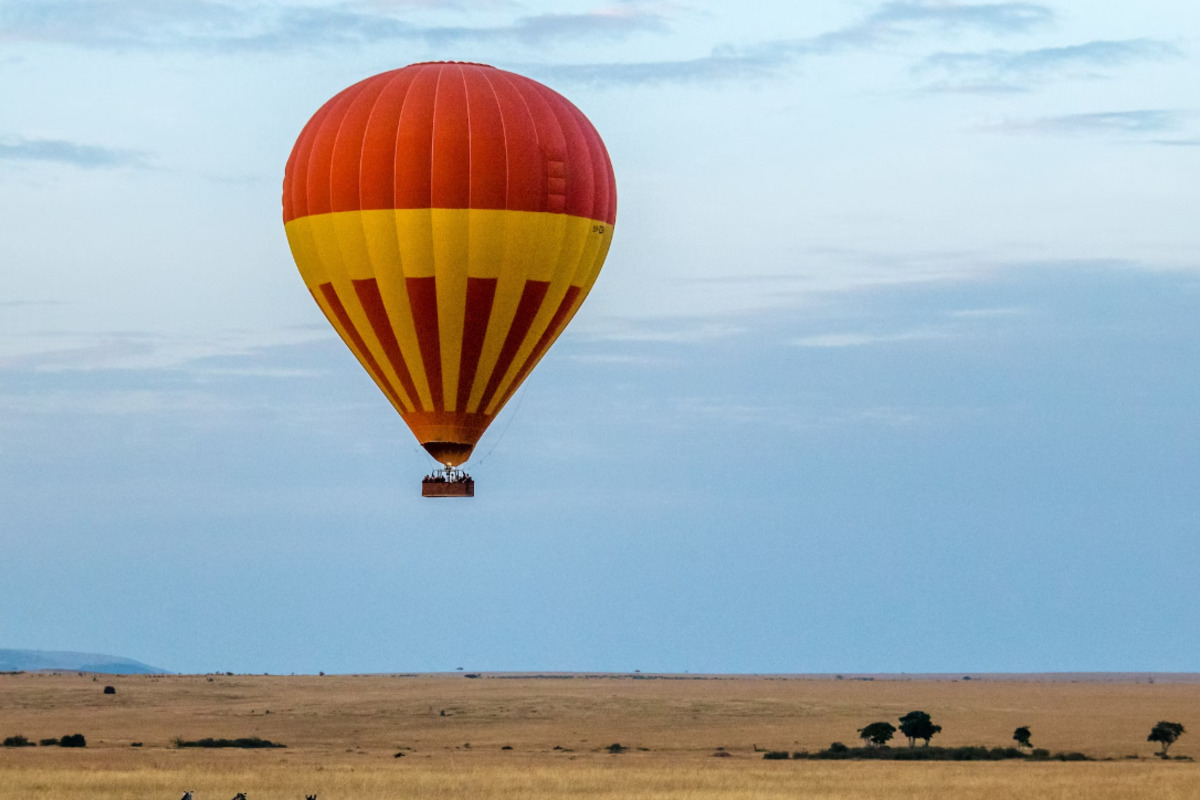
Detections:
[1, 672, 1197, 799]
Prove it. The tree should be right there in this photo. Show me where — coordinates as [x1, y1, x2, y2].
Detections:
[1148, 721, 1185, 757]
[858, 721, 897, 748]
[898, 711, 942, 747]
[1012, 726, 1032, 749]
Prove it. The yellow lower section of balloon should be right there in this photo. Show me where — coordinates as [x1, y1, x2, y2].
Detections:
[285, 208, 613, 459]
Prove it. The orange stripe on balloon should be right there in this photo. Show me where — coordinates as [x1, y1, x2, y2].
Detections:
[477, 279, 550, 412]
[352, 277, 423, 412]
[431, 66, 471, 210]
[394, 67, 437, 211]
[315, 283, 407, 412]
[405, 276, 444, 410]
[457, 277, 498, 413]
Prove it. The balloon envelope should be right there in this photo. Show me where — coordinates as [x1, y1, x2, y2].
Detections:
[283, 62, 617, 466]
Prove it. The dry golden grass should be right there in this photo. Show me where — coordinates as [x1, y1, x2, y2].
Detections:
[1, 672, 1197, 799]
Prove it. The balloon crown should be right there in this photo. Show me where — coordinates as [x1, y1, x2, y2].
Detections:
[408, 61, 495, 68]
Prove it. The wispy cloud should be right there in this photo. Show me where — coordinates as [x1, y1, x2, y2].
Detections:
[536, 1, 1055, 86]
[867, 1, 1051, 33]
[919, 38, 1182, 92]
[0, 326, 332, 372]
[0, 137, 149, 168]
[981, 109, 1188, 136]
[576, 318, 749, 344]
[1151, 137, 1200, 148]
[673, 396, 940, 432]
[791, 328, 949, 348]
[0, 0, 667, 51]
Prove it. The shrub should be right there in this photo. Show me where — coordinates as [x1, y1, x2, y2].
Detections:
[1030, 748, 1051, 759]
[59, 734, 87, 748]
[130, 742, 143, 747]
[829, 742, 849, 754]
[762, 751, 790, 760]
[103, 686, 116, 695]
[606, 743, 626, 754]
[173, 736, 285, 749]
[39, 738, 60, 746]
[3, 735, 34, 747]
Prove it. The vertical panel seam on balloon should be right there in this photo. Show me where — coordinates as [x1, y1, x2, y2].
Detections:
[479, 67, 511, 207]
[428, 64, 448, 410]
[351, 74, 409, 409]
[359, 71, 397, 211]
[452, 63, 471, 412]
[469, 70, 512, 409]
[509, 72, 544, 213]
[391, 67, 434, 408]
[287, 95, 335, 222]
[309, 83, 360, 218]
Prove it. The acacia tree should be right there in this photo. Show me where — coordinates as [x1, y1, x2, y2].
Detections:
[898, 711, 941, 747]
[1148, 721, 1186, 757]
[1012, 726, 1032, 749]
[857, 721, 896, 748]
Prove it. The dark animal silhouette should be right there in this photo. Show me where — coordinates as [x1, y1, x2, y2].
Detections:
[180, 793, 193, 800]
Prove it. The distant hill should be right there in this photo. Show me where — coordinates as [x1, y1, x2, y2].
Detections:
[0, 649, 169, 674]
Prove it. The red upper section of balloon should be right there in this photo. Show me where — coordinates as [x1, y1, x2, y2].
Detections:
[283, 63, 617, 226]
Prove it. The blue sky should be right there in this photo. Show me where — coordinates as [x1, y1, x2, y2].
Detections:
[1, 0, 1198, 674]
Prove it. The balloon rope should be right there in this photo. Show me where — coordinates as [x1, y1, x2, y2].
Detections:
[473, 380, 531, 467]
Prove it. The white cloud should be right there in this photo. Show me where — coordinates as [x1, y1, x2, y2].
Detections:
[790, 328, 949, 348]
[0, 326, 333, 372]
[0, 0, 667, 52]
[919, 38, 1182, 91]
[980, 109, 1188, 136]
[0, 137, 150, 168]
[534, 0, 1056, 86]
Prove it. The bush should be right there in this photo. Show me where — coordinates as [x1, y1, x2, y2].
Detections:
[173, 736, 285, 749]
[58, 734, 86, 748]
[800, 744, 1084, 762]
[606, 743, 626, 754]
[1030, 748, 1051, 759]
[103, 686, 116, 695]
[762, 751, 790, 760]
[39, 738, 60, 746]
[3, 735, 34, 747]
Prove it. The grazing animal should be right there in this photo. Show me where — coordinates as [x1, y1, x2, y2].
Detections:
[307, 795, 318, 800]
[231, 794, 248, 800]
[180, 793, 193, 800]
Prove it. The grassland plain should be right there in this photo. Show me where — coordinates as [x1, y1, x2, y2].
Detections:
[1, 672, 1197, 799]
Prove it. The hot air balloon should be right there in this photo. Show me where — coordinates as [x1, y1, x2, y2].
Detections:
[283, 62, 616, 496]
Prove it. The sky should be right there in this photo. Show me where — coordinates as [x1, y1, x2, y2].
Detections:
[1, 0, 1198, 675]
